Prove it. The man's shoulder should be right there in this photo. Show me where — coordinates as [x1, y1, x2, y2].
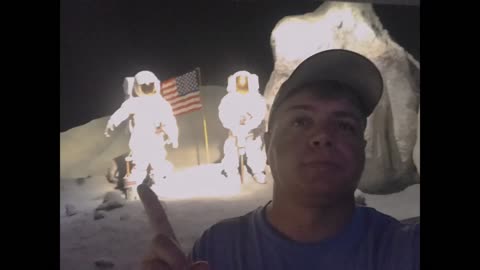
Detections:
[359, 207, 420, 237]
[359, 207, 419, 256]
[190, 207, 261, 260]
[359, 206, 419, 233]
[358, 207, 420, 269]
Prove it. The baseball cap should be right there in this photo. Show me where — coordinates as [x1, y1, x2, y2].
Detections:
[134, 70, 159, 85]
[270, 49, 383, 117]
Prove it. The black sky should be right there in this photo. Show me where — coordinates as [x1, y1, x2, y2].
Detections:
[60, 0, 419, 132]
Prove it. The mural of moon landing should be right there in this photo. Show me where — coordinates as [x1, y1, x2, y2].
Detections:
[60, 2, 419, 270]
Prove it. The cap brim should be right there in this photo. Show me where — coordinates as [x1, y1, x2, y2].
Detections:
[274, 49, 383, 116]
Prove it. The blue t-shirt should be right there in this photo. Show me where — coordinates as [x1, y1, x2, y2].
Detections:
[191, 203, 419, 270]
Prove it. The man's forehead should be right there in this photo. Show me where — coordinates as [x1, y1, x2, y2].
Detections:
[278, 90, 363, 115]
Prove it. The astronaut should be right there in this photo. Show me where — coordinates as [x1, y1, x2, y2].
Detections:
[218, 71, 267, 184]
[104, 70, 179, 200]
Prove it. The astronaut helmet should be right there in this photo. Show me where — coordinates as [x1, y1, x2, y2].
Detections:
[133, 70, 161, 97]
[226, 70, 259, 95]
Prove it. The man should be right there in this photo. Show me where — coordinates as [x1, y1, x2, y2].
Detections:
[218, 70, 268, 184]
[105, 70, 179, 200]
[139, 49, 420, 270]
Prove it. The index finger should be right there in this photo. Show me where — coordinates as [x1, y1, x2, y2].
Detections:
[137, 184, 177, 241]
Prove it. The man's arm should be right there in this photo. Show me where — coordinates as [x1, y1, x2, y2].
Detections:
[105, 99, 133, 136]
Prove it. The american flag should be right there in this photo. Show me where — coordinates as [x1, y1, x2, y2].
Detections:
[160, 68, 203, 116]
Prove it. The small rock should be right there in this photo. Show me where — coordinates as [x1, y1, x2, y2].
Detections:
[96, 191, 126, 211]
[94, 210, 107, 220]
[103, 191, 125, 204]
[120, 214, 130, 221]
[96, 201, 124, 211]
[65, 204, 78, 216]
[95, 258, 114, 268]
[75, 177, 86, 185]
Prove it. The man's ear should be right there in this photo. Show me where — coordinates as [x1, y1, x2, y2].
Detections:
[264, 131, 271, 165]
[361, 120, 367, 150]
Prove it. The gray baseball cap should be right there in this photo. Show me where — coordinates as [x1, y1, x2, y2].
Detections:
[270, 49, 384, 117]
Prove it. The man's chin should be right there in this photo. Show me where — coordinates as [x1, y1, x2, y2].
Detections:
[296, 191, 353, 208]
[300, 172, 345, 188]
[299, 180, 354, 202]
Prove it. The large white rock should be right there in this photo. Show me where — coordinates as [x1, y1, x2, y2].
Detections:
[413, 107, 420, 175]
[263, 1, 420, 193]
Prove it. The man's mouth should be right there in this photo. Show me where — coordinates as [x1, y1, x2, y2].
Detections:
[301, 160, 341, 169]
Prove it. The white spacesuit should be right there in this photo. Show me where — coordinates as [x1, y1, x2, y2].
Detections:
[218, 71, 267, 184]
[105, 70, 179, 199]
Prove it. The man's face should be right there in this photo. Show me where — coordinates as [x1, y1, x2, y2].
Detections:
[265, 87, 367, 205]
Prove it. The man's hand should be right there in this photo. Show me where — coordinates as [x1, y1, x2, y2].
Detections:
[104, 123, 115, 138]
[164, 138, 178, 149]
[155, 124, 165, 135]
[138, 184, 209, 270]
[239, 115, 247, 125]
[239, 113, 253, 126]
[171, 141, 178, 149]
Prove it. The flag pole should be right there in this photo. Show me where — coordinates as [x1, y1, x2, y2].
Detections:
[197, 68, 210, 163]
[202, 112, 210, 163]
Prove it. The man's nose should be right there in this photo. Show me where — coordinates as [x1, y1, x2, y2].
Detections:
[309, 129, 333, 148]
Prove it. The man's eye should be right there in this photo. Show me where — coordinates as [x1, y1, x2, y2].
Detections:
[292, 117, 311, 127]
[338, 121, 356, 133]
